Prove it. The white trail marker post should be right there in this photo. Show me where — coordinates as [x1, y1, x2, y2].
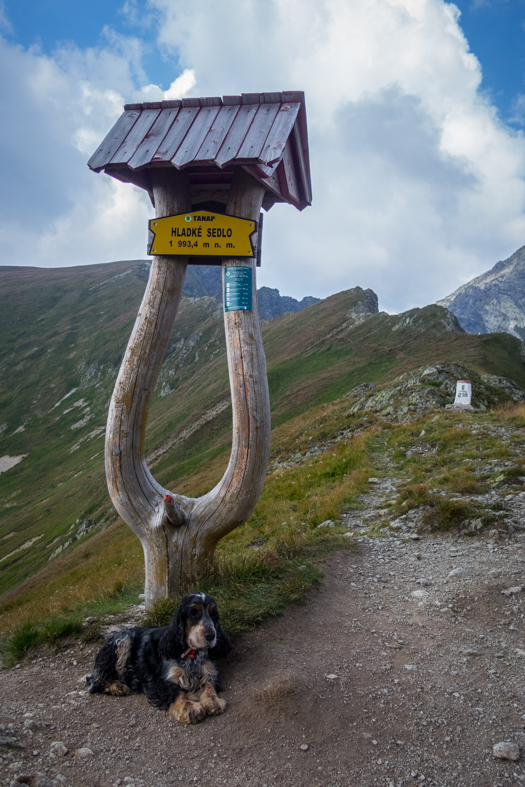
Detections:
[454, 380, 472, 406]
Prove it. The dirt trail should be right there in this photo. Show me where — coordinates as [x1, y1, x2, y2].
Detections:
[2, 455, 525, 787]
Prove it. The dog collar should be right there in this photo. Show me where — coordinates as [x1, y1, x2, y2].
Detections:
[181, 648, 196, 659]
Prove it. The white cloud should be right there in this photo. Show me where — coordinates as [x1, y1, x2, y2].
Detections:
[0, 33, 152, 267]
[37, 177, 151, 266]
[0, 26, 199, 269]
[131, 68, 196, 102]
[1, 0, 525, 313]
[119, 0, 157, 29]
[147, 0, 525, 310]
[164, 69, 196, 99]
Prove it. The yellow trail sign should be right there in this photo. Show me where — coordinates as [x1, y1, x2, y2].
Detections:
[148, 211, 257, 257]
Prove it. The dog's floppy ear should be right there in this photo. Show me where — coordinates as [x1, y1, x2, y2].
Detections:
[159, 605, 187, 660]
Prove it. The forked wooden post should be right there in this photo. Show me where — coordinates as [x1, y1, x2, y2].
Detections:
[89, 91, 312, 608]
[106, 169, 269, 604]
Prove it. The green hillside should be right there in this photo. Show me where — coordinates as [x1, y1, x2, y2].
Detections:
[1, 260, 524, 599]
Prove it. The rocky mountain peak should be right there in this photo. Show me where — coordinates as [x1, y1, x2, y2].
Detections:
[349, 288, 379, 315]
[437, 245, 525, 338]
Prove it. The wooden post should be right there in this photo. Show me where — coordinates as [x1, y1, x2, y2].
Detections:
[105, 167, 271, 607]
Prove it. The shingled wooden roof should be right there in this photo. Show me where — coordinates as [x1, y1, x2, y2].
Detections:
[88, 91, 311, 212]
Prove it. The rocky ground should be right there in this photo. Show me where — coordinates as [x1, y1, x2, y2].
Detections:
[345, 363, 525, 424]
[2, 416, 525, 787]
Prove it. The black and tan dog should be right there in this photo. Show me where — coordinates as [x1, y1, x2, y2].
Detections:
[86, 592, 231, 723]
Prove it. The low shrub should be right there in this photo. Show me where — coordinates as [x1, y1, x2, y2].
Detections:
[425, 497, 478, 532]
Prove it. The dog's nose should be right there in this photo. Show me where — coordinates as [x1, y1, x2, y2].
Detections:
[204, 630, 215, 642]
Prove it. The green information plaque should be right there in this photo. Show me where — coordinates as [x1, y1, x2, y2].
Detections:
[224, 267, 252, 312]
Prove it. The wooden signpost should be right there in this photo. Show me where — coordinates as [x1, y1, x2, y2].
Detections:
[88, 92, 312, 608]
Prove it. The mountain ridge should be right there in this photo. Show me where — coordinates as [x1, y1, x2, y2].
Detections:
[179, 261, 321, 319]
[437, 245, 525, 338]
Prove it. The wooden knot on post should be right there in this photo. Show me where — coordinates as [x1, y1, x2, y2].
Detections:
[163, 494, 186, 527]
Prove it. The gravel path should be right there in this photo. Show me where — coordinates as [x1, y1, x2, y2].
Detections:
[2, 468, 525, 787]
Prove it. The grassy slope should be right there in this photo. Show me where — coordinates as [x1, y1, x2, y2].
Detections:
[1, 262, 524, 599]
[0, 262, 148, 593]
[4, 390, 525, 661]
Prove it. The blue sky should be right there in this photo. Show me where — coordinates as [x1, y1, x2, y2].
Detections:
[453, 0, 525, 123]
[5, 0, 126, 50]
[2, 0, 525, 313]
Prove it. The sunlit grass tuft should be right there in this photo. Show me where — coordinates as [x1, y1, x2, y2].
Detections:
[493, 401, 525, 428]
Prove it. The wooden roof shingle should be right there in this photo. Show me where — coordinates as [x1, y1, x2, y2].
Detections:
[88, 91, 312, 211]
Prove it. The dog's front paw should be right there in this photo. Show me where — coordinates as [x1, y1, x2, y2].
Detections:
[203, 695, 227, 716]
[169, 695, 206, 724]
[200, 682, 227, 715]
[104, 681, 130, 697]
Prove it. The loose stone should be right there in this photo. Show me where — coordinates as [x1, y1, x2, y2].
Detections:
[493, 741, 520, 761]
[501, 586, 523, 596]
[50, 741, 69, 756]
[74, 747, 94, 758]
[0, 736, 20, 747]
[448, 568, 468, 578]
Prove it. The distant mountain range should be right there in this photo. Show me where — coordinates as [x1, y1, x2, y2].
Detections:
[438, 245, 525, 339]
[168, 263, 319, 320]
